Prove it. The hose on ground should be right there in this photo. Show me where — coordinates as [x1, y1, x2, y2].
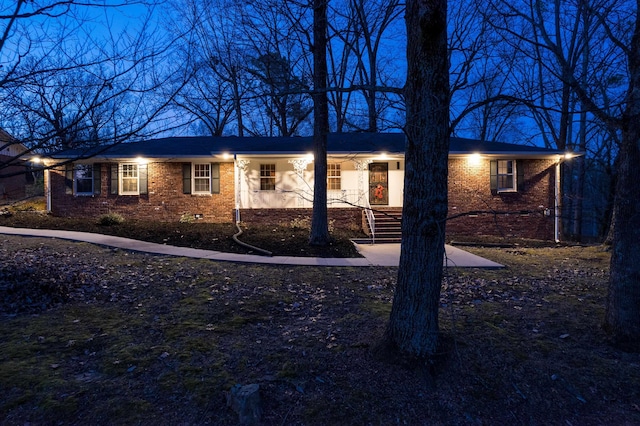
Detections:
[232, 222, 273, 257]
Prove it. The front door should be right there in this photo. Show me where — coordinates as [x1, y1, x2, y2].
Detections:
[369, 162, 389, 205]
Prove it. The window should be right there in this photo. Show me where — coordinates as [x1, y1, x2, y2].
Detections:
[194, 163, 211, 193]
[75, 164, 94, 194]
[65, 163, 101, 195]
[327, 163, 341, 190]
[490, 159, 523, 193]
[121, 163, 139, 194]
[260, 164, 276, 190]
[182, 163, 220, 194]
[497, 160, 515, 191]
[110, 163, 147, 195]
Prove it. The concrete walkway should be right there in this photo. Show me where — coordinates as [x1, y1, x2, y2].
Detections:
[0, 226, 504, 268]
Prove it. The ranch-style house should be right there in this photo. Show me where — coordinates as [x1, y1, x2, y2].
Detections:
[43, 133, 571, 241]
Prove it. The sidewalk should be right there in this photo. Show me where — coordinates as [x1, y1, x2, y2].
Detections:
[0, 226, 503, 268]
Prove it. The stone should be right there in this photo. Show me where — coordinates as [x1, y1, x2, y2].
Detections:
[226, 383, 262, 425]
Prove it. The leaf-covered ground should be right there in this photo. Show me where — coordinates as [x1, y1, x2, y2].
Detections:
[0, 207, 363, 258]
[1, 230, 638, 425]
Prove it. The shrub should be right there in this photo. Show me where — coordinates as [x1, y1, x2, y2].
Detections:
[179, 212, 194, 223]
[97, 212, 125, 226]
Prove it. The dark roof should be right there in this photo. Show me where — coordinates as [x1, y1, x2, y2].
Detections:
[49, 133, 564, 159]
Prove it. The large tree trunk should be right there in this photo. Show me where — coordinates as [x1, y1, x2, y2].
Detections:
[387, 0, 449, 358]
[604, 4, 640, 347]
[309, 0, 331, 246]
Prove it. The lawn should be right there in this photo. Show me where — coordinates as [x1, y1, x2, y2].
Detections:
[1, 222, 638, 425]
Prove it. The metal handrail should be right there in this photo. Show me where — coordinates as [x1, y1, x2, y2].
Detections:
[364, 195, 375, 244]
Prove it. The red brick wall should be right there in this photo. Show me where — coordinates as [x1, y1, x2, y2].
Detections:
[50, 162, 235, 223]
[238, 208, 362, 232]
[446, 158, 556, 240]
[0, 154, 27, 200]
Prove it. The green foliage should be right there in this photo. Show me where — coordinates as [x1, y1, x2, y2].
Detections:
[97, 212, 125, 226]
[179, 212, 194, 223]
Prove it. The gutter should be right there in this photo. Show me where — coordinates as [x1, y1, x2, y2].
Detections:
[555, 160, 561, 243]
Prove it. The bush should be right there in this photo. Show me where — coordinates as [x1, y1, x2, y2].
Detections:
[179, 212, 194, 223]
[97, 212, 125, 226]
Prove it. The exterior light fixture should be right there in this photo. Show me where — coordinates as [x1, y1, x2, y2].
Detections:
[222, 152, 231, 160]
[135, 156, 148, 164]
[468, 152, 482, 166]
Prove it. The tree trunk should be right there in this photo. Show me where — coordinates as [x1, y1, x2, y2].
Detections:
[387, 0, 449, 358]
[604, 3, 640, 347]
[309, 0, 331, 246]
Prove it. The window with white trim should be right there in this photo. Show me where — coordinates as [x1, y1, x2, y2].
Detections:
[193, 163, 211, 193]
[74, 164, 94, 195]
[327, 163, 341, 190]
[260, 164, 276, 190]
[121, 163, 139, 195]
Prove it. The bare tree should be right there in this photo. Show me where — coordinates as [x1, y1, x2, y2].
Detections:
[309, 0, 331, 246]
[486, 0, 640, 347]
[0, 1, 189, 179]
[386, 0, 449, 358]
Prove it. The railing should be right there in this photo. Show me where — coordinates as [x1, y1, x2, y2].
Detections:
[240, 189, 363, 209]
[363, 195, 375, 244]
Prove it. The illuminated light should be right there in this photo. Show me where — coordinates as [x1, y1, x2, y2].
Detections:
[31, 157, 41, 163]
[135, 157, 148, 164]
[306, 152, 314, 161]
[468, 152, 482, 166]
[222, 152, 231, 160]
[379, 152, 388, 160]
[564, 152, 574, 160]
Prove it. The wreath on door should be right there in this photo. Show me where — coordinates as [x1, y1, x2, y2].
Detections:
[374, 184, 385, 199]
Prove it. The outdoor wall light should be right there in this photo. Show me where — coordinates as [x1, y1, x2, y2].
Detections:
[306, 153, 314, 161]
[467, 153, 482, 166]
[135, 157, 148, 164]
[222, 152, 231, 160]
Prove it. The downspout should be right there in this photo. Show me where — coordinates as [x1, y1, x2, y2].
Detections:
[45, 168, 51, 213]
[232, 154, 272, 256]
[555, 159, 561, 243]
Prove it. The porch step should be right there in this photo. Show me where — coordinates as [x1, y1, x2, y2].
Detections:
[367, 208, 403, 243]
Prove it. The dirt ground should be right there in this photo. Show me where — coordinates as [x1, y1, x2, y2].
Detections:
[1, 226, 638, 425]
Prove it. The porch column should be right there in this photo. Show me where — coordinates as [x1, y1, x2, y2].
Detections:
[235, 159, 250, 220]
[353, 159, 372, 205]
[288, 157, 313, 207]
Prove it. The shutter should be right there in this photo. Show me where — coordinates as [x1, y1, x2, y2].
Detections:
[93, 164, 101, 194]
[110, 164, 119, 194]
[182, 163, 191, 194]
[211, 163, 220, 193]
[490, 160, 498, 195]
[139, 164, 148, 195]
[516, 160, 525, 192]
[65, 163, 74, 194]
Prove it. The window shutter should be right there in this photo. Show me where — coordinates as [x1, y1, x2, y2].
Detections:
[110, 164, 119, 195]
[182, 163, 191, 194]
[93, 164, 101, 194]
[516, 160, 525, 192]
[65, 163, 74, 194]
[139, 164, 148, 195]
[490, 160, 498, 195]
[211, 163, 220, 194]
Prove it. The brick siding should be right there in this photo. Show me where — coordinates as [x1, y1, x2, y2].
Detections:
[49, 158, 557, 240]
[49, 162, 235, 223]
[0, 154, 28, 200]
[446, 158, 556, 240]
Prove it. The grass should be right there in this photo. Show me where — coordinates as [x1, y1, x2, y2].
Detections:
[1, 200, 638, 424]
